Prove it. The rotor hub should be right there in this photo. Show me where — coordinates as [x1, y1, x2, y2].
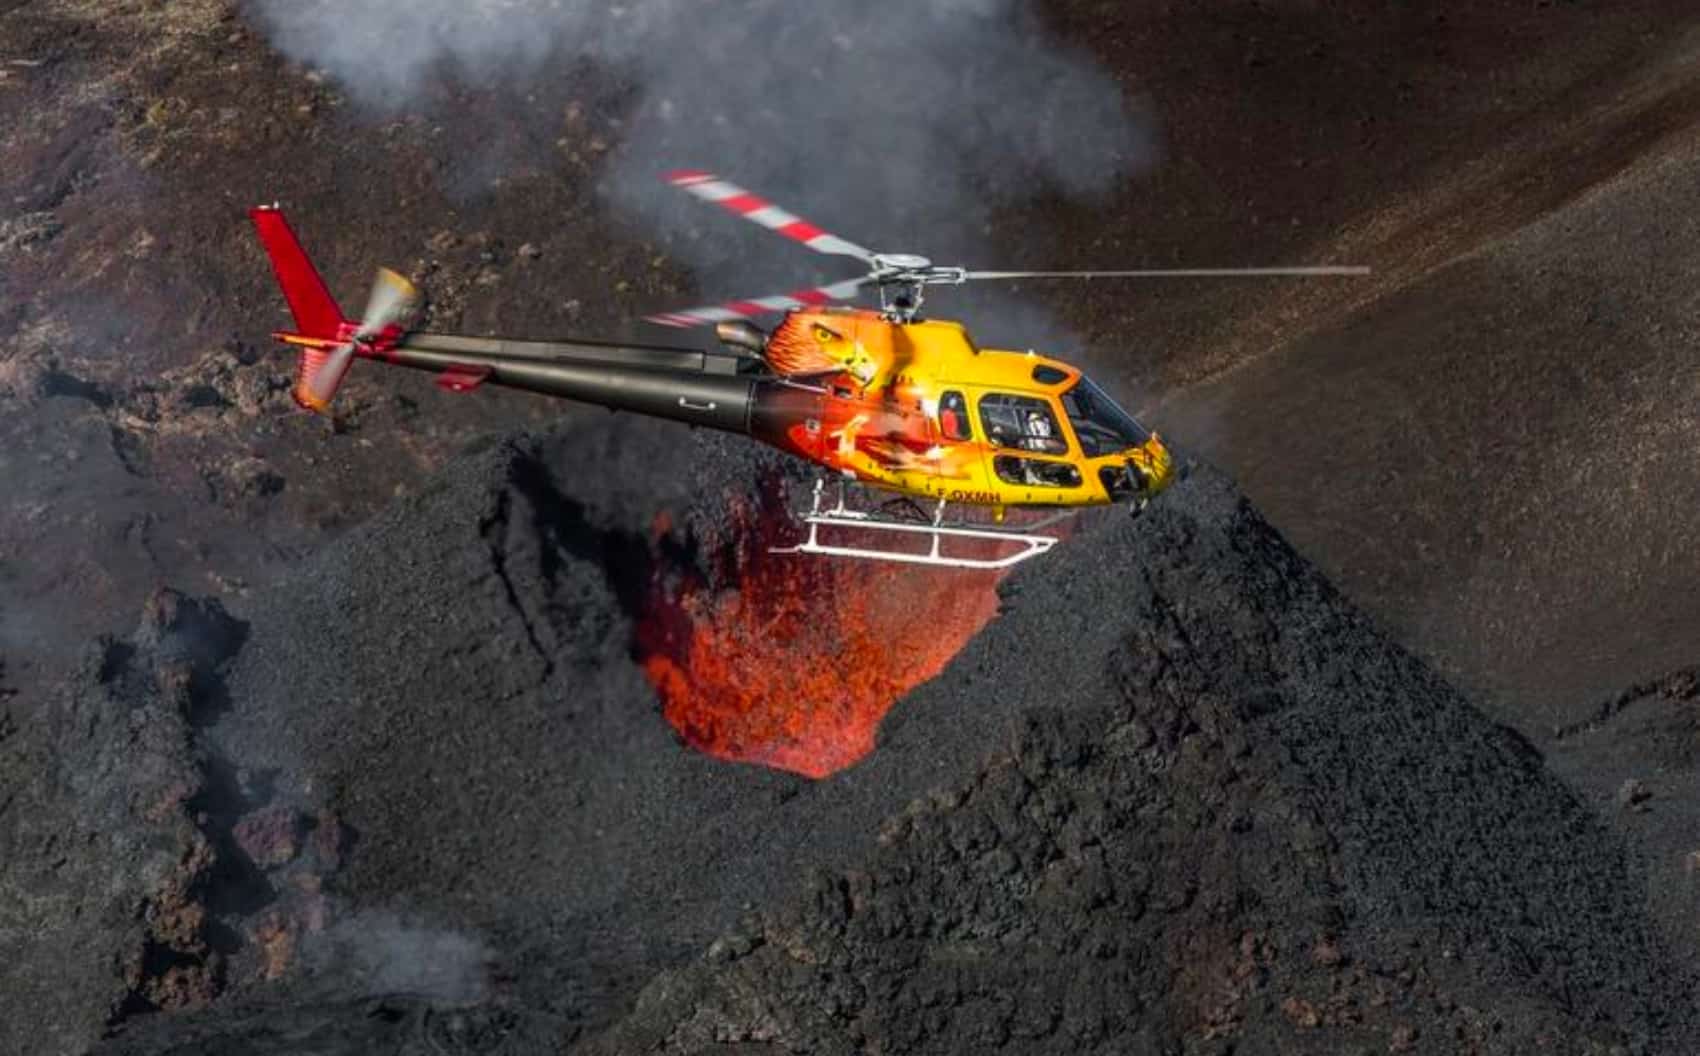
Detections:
[873, 253, 932, 271]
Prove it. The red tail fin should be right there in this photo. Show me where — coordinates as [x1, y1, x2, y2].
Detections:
[250, 206, 346, 338]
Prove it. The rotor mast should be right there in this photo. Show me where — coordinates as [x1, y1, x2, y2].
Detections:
[866, 254, 964, 322]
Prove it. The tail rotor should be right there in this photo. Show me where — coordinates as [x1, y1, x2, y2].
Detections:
[295, 267, 419, 412]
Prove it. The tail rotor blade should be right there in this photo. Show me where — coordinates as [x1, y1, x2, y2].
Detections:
[303, 341, 355, 407]
[355, 267, 420, 338]
[666, 170, 874, 263]
[963, 266, 1371, 280]
[646, 277, 871, 328]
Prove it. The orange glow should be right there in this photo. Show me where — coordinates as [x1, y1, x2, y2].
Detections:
[635, 487, 1008, 778]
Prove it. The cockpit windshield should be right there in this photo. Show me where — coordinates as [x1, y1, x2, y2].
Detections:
[1060, 376, 1151, 457]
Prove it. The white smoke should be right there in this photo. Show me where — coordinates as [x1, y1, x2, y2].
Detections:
[302, 910, 494, 1003]
[246, 0, 1159, 348]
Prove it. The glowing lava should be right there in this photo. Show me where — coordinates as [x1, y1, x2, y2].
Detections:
[635, 492, 1009, 778]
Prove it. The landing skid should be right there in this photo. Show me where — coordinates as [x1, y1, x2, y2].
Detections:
[771, 479, 1071, 570]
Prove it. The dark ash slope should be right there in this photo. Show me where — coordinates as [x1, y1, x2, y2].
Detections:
[65, 423, 1693, 1055]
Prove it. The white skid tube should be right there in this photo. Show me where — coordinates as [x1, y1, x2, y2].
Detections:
[770, 480, 1064, 570]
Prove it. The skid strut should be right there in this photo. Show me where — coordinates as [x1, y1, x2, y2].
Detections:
[770, 479, 1064, 570]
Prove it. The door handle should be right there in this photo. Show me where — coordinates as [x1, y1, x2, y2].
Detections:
[678, 397, 718, 412]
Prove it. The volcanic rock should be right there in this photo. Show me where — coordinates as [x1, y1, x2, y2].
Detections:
[69, 422, 1695, 1055]
[0, 590, 243, 1053]
[232, 804, 301, 869]
[577, 449, 1693, 1055]
[1616, 778, 1651, 811]
[1549, 662, 1700, 981]
[0, 209, 62, 253]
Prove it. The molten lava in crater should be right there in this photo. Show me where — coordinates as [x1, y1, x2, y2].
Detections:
[635, 492, 1010, 778]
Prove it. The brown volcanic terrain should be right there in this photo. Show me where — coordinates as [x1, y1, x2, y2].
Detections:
[4, 0, 1700, 1052]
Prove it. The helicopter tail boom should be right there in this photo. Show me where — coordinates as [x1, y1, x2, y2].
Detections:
[249, 205, 791, 434]
[380, 335, 762, 434]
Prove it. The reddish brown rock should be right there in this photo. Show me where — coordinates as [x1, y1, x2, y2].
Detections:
[148, 836, 214, 955]
[142, 778, 196, 824]
[145, 962, 219, 1013]
[153, 659, 194, 703]
[233, 805, 301, 869]
[252, 913, 297, 982]
[309, 808, 346, 871]
[149, 899, 206, 954]
[1281, 996, 1322, 1029]
[1311, 936, 1346, 969]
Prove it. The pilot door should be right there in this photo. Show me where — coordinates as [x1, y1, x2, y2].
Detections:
[964, 386, 1087, 503]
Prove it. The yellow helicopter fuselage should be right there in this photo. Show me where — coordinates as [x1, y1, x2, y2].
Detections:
[753, 307, 1173, 513]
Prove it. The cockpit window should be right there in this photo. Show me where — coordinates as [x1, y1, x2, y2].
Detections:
[978, 393, 1068, 455]
[1060, 377, 1151, 457]
[939, 390, 972, 441]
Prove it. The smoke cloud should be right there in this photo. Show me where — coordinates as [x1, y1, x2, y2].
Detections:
[245, 0, 1159, 349]
[301, 910, 493, 1003]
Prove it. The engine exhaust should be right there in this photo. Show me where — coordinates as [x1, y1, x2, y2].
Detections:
[715, 320, 768, 358]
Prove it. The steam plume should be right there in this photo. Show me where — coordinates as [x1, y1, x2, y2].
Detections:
[244, 0, 1159, 348]
[302, 911, 493, 1003]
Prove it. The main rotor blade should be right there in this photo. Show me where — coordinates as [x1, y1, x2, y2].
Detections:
[354, 267, 420, 339]
[963, 266, 1372, 280]
[646, 277, 871, 328]
[666, 171, 874, 263]
[305, 341, 355, 404]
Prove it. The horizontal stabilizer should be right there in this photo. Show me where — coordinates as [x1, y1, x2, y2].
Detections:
[434, 364, 492, 393]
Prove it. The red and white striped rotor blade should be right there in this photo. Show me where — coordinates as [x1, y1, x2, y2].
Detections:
[645, 278, 870, 328]
[666, 170, 873, 263]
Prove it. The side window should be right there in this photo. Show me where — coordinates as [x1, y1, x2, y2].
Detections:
[938, 390, 972, 441]
[977, 393, 1067, 455]
[994, 455, 1082, 489]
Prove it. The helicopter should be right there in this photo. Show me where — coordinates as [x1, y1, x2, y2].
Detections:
[250, 171, 1367, 569]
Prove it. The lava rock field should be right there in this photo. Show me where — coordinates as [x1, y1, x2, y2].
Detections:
[3, 424, 1688, 1053]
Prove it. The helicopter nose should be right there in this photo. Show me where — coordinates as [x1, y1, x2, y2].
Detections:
[1123, 445, 1173, 497]
[1121, 459, 1149, 496]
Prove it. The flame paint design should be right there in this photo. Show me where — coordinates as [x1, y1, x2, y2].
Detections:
[792, 378, 992, 489]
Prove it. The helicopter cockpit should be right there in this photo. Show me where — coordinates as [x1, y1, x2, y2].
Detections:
[1059, 375, 1152, 456]
[970, 374, 1160, 496]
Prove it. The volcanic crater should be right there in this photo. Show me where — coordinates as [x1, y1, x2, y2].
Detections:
[1, 420, 1684, 1054]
